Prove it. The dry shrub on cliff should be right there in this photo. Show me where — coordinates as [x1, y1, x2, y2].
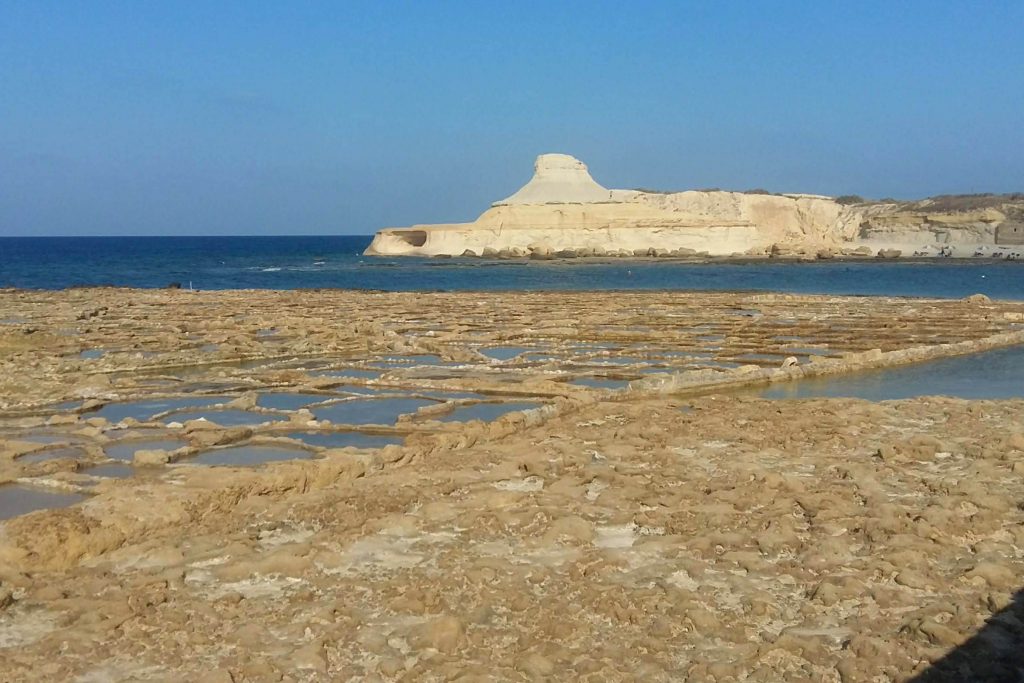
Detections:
[835, 195, 866, 205]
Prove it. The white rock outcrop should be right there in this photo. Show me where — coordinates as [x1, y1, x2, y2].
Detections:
[365, 154, 1020, 259]
[494, 154, 617, 205]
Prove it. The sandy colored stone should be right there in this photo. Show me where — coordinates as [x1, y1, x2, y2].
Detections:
[366, 154, 1024, 259]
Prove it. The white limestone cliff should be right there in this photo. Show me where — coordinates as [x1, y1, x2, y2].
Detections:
[365, 154, 1022, 259]
[494, 153, 617, 205]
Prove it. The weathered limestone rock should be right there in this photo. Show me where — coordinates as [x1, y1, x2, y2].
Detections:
[414, 615, 465, 653]
[496, 153, 612, 205]
[368, 156, 1024, 259]
[133, 449, 172, 466]
[365, 154, 847, 258]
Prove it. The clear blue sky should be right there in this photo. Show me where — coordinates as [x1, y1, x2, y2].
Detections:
[2, 1, 1022, 236]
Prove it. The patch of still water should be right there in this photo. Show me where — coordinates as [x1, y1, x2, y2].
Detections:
[481, 346, 535, 361]
[189, 445, 315, 467]
[105, 439, 187, 461]
[283, 431, 404, 449]
[86, 463, 138, 478]
[370, 355, 454, 368]
[93, 397, 231, 423]
[438, 402, 543, 422]
[0, 485, 87, 520]
[256, 393, 336, 411]
[313, 398, 438, 425]
[15, 446, 87, 465]
[3, 433, 76, 445]
[569, 377, 631, 390]
[757, 345, 1024, 400]
[164, 409, 288, 426]
[316, 368, 382, 379]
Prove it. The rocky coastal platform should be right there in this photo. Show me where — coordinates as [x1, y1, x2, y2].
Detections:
[1, 288, 1023, 680]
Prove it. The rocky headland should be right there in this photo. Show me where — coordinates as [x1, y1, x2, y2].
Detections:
[365, 154, 1024, 260]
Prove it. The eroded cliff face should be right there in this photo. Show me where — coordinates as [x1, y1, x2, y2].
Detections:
[842, 196, 1024, 247]
[365, 154, 1023, 258]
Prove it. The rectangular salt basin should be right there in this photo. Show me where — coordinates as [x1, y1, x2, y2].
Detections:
[257, 393, 337, 411]
[16, 446, 87, 465]
[86, 463, 138, 478]
[520, 354, 564, 365]
[165, 409, 288, 426]
[481, 346, 535, 361]
[189, 445, 315, 467]
[370, 355, 447, 367]
[283, 431, 404, 449]
[330, 385, 382, 396]
[316, 369, 382, 379]
[313, 398, 438, 425]
[439, 402, 543, 423]
[105, 439, 187, 462]
[45, 400, 84, 412]
[417, 390, 487, 401]
[756, 344, 1024, 401]
[581, 357, 658, 366]
[3, 433, 76, 445]
[93, 397, 231, 423]
[569, 378, 631, 390]
[0, 485, 87, 520]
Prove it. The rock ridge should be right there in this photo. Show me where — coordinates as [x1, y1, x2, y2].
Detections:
[365, 154, 1024, 260]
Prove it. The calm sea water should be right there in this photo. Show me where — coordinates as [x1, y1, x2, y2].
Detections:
[1, 236, 1023, 298]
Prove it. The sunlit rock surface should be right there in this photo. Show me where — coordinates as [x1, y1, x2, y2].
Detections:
[366, 153, 1024, 259]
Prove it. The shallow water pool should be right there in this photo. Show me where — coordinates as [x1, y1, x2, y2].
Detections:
[569, 377, 631, 390]
[257, 393, 335, 411]
[316, 368, 382, 379]
[418, 390, 487, 401]
[481, 346, 534, 361]
[16, 446, 87, 465]
[313, 398, 438, 425]
[0, 485, 87, 520]
[165, 409, 288, 426]
[105, 439, 187, 461]
[86, 463, 138, 478]
[439, 402, 543, 422]
[3, 433, 77, 445]
[756, 344, 1024, 400]
[283, 431, 404, 449]
[189, 445, 315, 467]
[370, 354, 451, 367]
[93, 396, 231, 423]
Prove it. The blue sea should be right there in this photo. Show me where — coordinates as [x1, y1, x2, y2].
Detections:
[1, 236, 1023, 299]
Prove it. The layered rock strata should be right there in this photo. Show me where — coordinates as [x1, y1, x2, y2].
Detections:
[365, 154, 1024, 259]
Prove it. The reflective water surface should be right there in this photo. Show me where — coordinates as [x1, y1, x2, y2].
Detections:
[755, 345, 1024, 400]
[0, 485, 87, 520]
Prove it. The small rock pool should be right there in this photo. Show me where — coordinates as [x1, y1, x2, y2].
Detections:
[0, 485, 87, 520]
